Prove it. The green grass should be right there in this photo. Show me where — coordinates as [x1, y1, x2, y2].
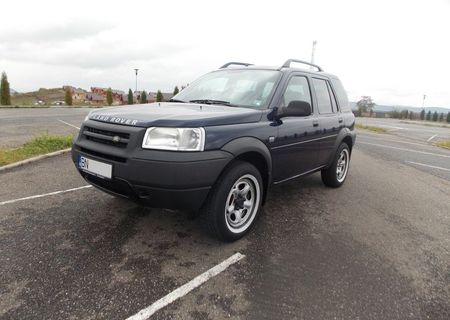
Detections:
[0, 134, 73, 166]
[435, 140, 450, 149]
[355, 124, 388, 133]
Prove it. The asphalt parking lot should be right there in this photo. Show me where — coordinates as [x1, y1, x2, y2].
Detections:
[1, 110, 449, 319]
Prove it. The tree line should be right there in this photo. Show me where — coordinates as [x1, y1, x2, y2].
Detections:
[355, 96, 450, 123]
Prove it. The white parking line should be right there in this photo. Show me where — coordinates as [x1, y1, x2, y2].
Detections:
[405, 161, 450, 172]
[427, 134, 438, 142]
[358, 135, 430, 148]
[358, 141, 450, 158]
[126, 252, 246, 320]
[0, 185, 92, 206]
[58, 119, 80, 130]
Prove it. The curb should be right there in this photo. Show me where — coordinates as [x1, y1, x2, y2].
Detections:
[0, 148, 72, 172]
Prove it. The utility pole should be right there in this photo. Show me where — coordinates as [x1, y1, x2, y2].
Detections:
[310, 40, 317, 69]
[134, 68, 139, 92]
[422, 94, 426, 108]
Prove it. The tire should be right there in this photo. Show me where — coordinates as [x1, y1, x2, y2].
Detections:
[200, 161, 263, 242]
[321, 143, 351, 188]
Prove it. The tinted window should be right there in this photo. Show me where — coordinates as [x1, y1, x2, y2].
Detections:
[313, 78, 333, 114]
[330, 78, 350, 112]
[327, 81, 339, 112]
[282, 76, 311, 109]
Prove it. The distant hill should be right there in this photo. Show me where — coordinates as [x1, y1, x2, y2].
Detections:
[349, 102, 450, 114]
[11, 88, 65, 105]
[10, 88, 18, 95]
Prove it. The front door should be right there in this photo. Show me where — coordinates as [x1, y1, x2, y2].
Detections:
[271, 75, 321, 183]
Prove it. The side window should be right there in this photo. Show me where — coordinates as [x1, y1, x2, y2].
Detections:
[282, 76, 312, 109]
[330, 78, 350, 112]
[326, 81, 339, 112]
[312, 78, 333, 114]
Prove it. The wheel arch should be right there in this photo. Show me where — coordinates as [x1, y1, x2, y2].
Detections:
[221, 137, 272, 205]
[326, 128, 356, 167]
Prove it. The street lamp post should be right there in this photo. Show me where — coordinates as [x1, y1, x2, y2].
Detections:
[422, 94, 426, 109]
[310, 40, 317, 69]
[134, 69, 139, 92]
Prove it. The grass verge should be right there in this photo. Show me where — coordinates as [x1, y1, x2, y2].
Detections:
[355, 124, 388, 133]
[0, 134, 73, 166]
[435, 140, 450, 150]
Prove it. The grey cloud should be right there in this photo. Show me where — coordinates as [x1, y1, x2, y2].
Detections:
[0, 20, 114, 44]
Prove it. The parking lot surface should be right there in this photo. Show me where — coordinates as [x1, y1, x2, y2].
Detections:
[0, 107, 90, 147]
[1, 113, 449, 319]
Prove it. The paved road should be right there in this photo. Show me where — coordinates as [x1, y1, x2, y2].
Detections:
[357, 117, 450, 143]
[1, 130, 449, 319]
[0, 107, 90, 147]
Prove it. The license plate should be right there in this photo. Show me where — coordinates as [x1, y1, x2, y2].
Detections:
[78, 156, 112, 179]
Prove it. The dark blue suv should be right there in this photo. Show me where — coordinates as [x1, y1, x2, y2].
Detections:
[72, 59, 356, 241]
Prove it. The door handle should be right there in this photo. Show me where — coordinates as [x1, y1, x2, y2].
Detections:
[338, 118, 343, 123]
[312, 120, 319, 127]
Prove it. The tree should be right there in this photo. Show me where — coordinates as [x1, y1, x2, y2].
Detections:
[356, 96, 375, 116]
[401, 110, 408, 119]
[64, 88, 73, 106]
[432, 111, 438, 121]
[447, 112, 450, 123]
[127, 89, 133, 105]
[140, 90, 147, 103]
[156, 90, 163, 102]
[106, 88, 113, 106]
[408, 111, 415, 120]
[1, 72, 11, 105]
[439, 113, 444, 122]
[420, 109, 425, 120]
[173, 86, 179, 95]
[426, 110, 431, 121]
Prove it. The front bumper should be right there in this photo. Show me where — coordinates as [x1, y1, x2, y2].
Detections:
[72, 121, 232, 210]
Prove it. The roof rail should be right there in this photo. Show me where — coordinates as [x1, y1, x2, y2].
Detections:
[281, 59, 323, 72]
[220, 62, 253, 69]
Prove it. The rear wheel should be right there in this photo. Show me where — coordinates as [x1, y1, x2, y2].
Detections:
[200, 161, 263, 242]
[321, 143, 350, 188]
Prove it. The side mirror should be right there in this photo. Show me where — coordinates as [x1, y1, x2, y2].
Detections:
[278, 100, 312, 118]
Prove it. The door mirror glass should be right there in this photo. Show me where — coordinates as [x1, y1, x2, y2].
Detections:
[279, 100, 312, 118]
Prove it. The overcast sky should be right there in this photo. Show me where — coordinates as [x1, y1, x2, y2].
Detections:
[1, 0, 449, 107]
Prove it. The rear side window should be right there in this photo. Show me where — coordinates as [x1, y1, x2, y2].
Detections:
[330, 78, 350, 112]
[312, 78, 333, 114]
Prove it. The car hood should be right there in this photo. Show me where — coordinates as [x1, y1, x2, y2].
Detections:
[88, 103, 263, 127]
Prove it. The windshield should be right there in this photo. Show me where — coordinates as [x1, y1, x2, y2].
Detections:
[173, 69, 281, 109]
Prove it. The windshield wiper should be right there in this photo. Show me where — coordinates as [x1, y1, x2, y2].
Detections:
[169, 98, 186, 103]
[189, 99, 235, 107]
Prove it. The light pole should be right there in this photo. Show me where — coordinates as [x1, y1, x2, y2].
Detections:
[310, 40, 317, 69]
[134, 68, 139, 92]
[422, 94, 426, 109]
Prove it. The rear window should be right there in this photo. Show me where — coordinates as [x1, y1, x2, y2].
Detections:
[330, 78, 350, 112]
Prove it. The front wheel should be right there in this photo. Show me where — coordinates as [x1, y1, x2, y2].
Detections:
[321, 143, 351, 188]
[200, 161, 263, 242]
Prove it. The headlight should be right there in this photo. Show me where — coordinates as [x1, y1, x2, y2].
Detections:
[142, 127, 205, 151]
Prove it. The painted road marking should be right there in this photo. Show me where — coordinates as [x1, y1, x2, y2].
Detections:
[126, 252, 246, 320]
[405, 161, 450, 172]
[358, 134, 431, 148]
[0, 185, 92, 206]
[358, 142, 450, 158]
[427, 134, 438, 142]
[58, 119, 80, 130]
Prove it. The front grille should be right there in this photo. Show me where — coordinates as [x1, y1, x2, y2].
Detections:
[80, 147, 127, 163]
[83, 126, 130, 148]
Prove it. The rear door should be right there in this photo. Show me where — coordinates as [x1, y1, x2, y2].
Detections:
[311, 77, 341, 166]
[271, 73, 321, 183]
